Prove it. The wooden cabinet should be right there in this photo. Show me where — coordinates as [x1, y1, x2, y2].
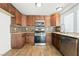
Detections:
[8, 4, 16, 15]
[46, 33, 52, 45]
[35, 16, 40, 20]
[52, 33, 56, 45]
[0, 3, 9, 12]
[55, 34, 61, 49]
[21, 15, 51, 26]
[60, 35, 77, 56]
[0, 3, 22, 25]
[27, 16, 33, 26]
[35, 16, 45, 21]
[40, 16, 45, 20]
[51, 13, 60, 26]
[25, 33, 29, 44]
[15, 11, 22, 25]
[25, 33, 34, 45]
[11, 33, 26, 49]
[45, 16, 51, 27]
[52, 33, 61, 50]
[22, 15, 27, 26]
[32, 16, 35, 26]
[29, 33, 34, 45]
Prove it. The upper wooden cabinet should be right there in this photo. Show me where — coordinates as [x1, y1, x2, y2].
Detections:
[35, 16, 45, 20]
[32, 16, 35, 26]
[22, 15, 51, 26]
[27, 16, 34, 26]
[0, 3, 16, 16]
[8, 4, 16, 15]
[35, 16, 40, 20]
[15, 11, 22, 25]
[22, 15, 27, 26]
[40, 16, 45, 20]
[51, 13, 60, 26]
[0, 3, 9, 12]
[45, 16, 51, 27]
[0, 3, 22, 25]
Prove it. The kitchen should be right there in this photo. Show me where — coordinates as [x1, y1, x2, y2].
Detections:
[0, 3, 79, 56]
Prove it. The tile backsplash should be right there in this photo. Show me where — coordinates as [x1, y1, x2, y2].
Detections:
[10, 25, 56, 33]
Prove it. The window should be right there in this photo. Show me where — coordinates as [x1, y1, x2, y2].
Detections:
[63, 13, 74, 32]
[77, 9, 79, 33]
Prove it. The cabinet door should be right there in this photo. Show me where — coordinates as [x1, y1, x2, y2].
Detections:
[40, 16, 45, 20]
[35, 16, 40, 20]
[56, 14, 60, 26]
[56, 34, 61, 50]
[52, 33, 55, 46]
[32, 16, 35, 26]
[22, 15, 27, 26]
[52, 33, 56, 45]
[27, 16, 33, 26]
[77, 40, 79, 56]
[60, 36, 77, 56]
[11, 34, 25, 49]
[51, 15, 56, 26]
[25, 33, 29, 43]
[46, 34, 52, 45]
[8, 4, 16, 15]
[45, 16, 51, 27]
[51, 13, 60, 26]
[11, 34, 18, 48]
[15, 11, 22, 25]
[29, 33, 34, 45]
[0, 3, 9, 12]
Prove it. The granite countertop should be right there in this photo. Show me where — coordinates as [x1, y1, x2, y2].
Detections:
[11, 32, 52, 34]
[53, 32, 79, 39]
[11, 32, 34, 34]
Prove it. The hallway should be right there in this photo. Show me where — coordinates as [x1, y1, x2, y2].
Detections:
[3, 44, 62, 56]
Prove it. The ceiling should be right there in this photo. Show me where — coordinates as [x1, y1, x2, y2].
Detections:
[12, 3, 69, 16]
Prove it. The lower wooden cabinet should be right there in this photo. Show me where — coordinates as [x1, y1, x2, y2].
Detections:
[11, 33, 26, 49]
[46, 33, 52, 45]
[55, 34, 61, 50]
[52, 33, 61, 50]
[25, 33, 34, 45]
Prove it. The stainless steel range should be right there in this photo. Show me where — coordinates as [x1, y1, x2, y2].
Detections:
[34, 20, 46, 45]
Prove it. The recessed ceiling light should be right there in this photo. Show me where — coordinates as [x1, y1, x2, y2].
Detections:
[35, 3, 42, 7]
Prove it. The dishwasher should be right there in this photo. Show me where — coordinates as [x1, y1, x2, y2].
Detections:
[60, 35, 78, 56]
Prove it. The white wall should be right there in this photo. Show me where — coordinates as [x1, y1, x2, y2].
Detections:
[0, 11, 11, 55]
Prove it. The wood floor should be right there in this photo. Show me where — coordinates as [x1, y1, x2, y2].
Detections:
[3, 44, 62, 56]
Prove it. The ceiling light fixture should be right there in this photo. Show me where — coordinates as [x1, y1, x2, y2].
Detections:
[56, 4, 63, 11]
[35, 3, 42, 7]
[56, 7, 63, 11]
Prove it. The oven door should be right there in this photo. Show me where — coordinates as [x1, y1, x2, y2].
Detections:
[35, 36, 46, 43]
[34, 33, 46, 43]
